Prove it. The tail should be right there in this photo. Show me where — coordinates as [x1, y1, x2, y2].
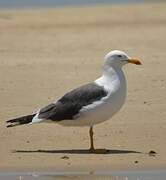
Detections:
[6, 114, 36, 128]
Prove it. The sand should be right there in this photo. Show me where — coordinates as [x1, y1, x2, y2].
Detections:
[0, 2, 166, 172]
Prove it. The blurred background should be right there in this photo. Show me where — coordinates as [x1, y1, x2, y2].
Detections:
[0, 0, 158, 9]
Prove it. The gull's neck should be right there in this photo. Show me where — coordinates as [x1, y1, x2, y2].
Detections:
[95, 65, 126, 92]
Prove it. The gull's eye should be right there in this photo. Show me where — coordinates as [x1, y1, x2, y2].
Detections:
[117, 55, 122, 58]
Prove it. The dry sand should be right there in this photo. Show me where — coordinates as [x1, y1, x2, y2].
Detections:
[0, 2, 166, 171]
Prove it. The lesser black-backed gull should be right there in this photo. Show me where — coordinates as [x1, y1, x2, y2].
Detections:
[7, 50, 141, 153]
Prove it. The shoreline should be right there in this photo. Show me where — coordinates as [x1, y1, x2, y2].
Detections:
[0, 0, 147, 11]
[0, 169, 166, 180]
[0, 1, 163, 12]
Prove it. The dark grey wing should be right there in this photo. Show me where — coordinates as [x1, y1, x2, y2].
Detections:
[38, 82, 108, 121]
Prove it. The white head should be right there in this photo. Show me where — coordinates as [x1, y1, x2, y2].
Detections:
[104, 50, 141, 69]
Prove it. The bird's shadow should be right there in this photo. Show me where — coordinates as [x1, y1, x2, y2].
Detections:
[13, 148, 142, 155]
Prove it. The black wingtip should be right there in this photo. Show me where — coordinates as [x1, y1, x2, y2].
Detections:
[6, 119, 16, 128]
[6, 114, 35, 128]
[6, 122, 19, 128]
[6, 124, 13, 128]
[6, 118, 23, 128]
[6, 119, 18, 123]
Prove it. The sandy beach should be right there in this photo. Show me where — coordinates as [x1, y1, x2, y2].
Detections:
[0, 2, 166, 171]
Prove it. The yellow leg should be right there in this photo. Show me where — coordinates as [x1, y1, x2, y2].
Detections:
[89, 126, 108, 154]
[89, 126, 95, 152]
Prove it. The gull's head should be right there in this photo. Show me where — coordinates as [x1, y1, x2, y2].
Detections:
[104, 50, 141, 68]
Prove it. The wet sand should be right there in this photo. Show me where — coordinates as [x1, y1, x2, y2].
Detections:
[1, 170, 166, 180]
[0, 2, 166, 171]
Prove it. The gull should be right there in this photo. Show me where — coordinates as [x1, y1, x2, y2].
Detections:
[7, 50, 141, 153]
